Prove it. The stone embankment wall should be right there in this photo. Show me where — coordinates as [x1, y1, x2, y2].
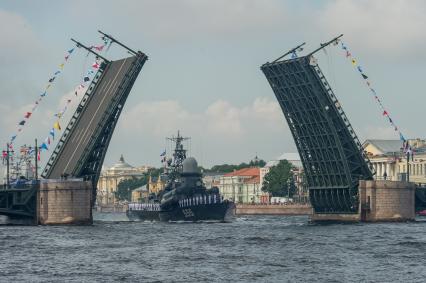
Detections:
[236, 204, 312, 215]
[37, 179, 92, 225]
[359, 180, 415, 222]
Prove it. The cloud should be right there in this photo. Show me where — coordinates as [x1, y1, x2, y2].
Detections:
[69, 0, 287, 42]
[318, 0, 426, 59]
[120, 96, 285, 140]
[110, 96, 291, 166]
[0, 9, 44, 65]
[206, 100, 243, 137]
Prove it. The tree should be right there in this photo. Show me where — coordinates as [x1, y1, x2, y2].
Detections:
[249, 159, 266, 167]
[262, 160, 296, 197]
[207, 159, 267, 173]
[115, 176, 148, 202]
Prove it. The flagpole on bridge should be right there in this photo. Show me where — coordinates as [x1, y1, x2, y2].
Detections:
[308, 34, 344, 56]
[70, 38, 110, 63]
[98, 30, 139, 55]
[271, 42, 306, 63]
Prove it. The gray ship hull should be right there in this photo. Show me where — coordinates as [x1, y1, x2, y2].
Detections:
[126, 201, 235, 222]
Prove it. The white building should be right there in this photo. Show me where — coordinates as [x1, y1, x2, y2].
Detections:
[202, 172, 223, 189]
[363, 139, 426, 184]
[218, 167, 263, 204]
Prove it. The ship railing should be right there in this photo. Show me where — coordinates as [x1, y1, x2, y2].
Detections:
[179, 194, 224, 208]
[128, 202, 161, 211]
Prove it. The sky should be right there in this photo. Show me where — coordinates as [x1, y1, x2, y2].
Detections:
[0, 0, 425, 170]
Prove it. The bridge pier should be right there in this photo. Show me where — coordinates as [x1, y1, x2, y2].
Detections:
[311, 180, 416, 223]
[37, 179, 92, 225]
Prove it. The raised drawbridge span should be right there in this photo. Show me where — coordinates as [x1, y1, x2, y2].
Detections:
[41, 32, 148, 203]
[261, 36, 374, 214]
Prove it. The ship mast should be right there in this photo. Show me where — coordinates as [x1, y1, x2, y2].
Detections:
[166, 130, 190, 183]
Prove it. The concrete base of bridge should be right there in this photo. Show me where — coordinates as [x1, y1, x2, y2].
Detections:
[359, 180, 415, 222]
[37, 179, 92, 225]
[311, 180, 416, 223]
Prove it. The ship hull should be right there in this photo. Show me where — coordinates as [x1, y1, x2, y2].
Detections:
[160, 202, 235, 222]
[126, 210, 160, 221]
[126, 202, 235, 222]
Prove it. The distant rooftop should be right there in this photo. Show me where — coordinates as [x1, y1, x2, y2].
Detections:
[363, 139, 403, 154]
[265, 152, 302, 168]
[223, 167, 260, 177]
[110, 154, 134, 170]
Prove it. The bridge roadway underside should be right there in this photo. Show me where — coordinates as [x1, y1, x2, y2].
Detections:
[48, 57, 135, 178]
[261, 56, 373, 214]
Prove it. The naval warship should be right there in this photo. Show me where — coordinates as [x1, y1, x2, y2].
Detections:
[126, 132, 235, 222]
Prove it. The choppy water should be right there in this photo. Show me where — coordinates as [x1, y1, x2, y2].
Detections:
[1, 213, 425, 282]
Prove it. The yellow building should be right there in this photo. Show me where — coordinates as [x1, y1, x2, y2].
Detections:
[131, 185, 149, 202]
[148, 174, 167, 195]
[97, 155, 147, 206]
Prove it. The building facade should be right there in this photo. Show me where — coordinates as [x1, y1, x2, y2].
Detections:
[148, 174, 167, 195]
[131, 185, 149, 202]
[96, 155, 147, 206]
[363, 139, 426, 185]
[218, 168, 263, 204]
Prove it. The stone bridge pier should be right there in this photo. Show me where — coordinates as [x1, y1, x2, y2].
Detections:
[311, 180, 415, 222]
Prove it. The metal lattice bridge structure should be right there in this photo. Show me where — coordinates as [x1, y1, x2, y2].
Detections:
[261, 35, 374, 214]
[41, 31, 148, 203]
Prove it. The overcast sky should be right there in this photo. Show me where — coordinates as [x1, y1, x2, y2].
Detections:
[0, 0, 425, 170]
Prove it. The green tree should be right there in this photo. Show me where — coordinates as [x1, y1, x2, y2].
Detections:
[207, 159, 266, 173]
[115, 176, 148, 201]
[262, 160, 296, 197]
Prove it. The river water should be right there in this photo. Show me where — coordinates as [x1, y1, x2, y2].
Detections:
[1, 214, 425, 282]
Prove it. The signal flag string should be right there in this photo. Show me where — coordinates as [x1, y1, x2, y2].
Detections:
[8, 47, 76, 149]
[338, 40, 406, 143]
[37, 37, 111, 159]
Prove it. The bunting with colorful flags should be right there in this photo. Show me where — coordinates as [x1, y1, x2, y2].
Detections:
[338, 40, 406, 142]
[8, 47, 76, 145]
[35, 36, 111, 161]
[6, 36, 111, 163]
